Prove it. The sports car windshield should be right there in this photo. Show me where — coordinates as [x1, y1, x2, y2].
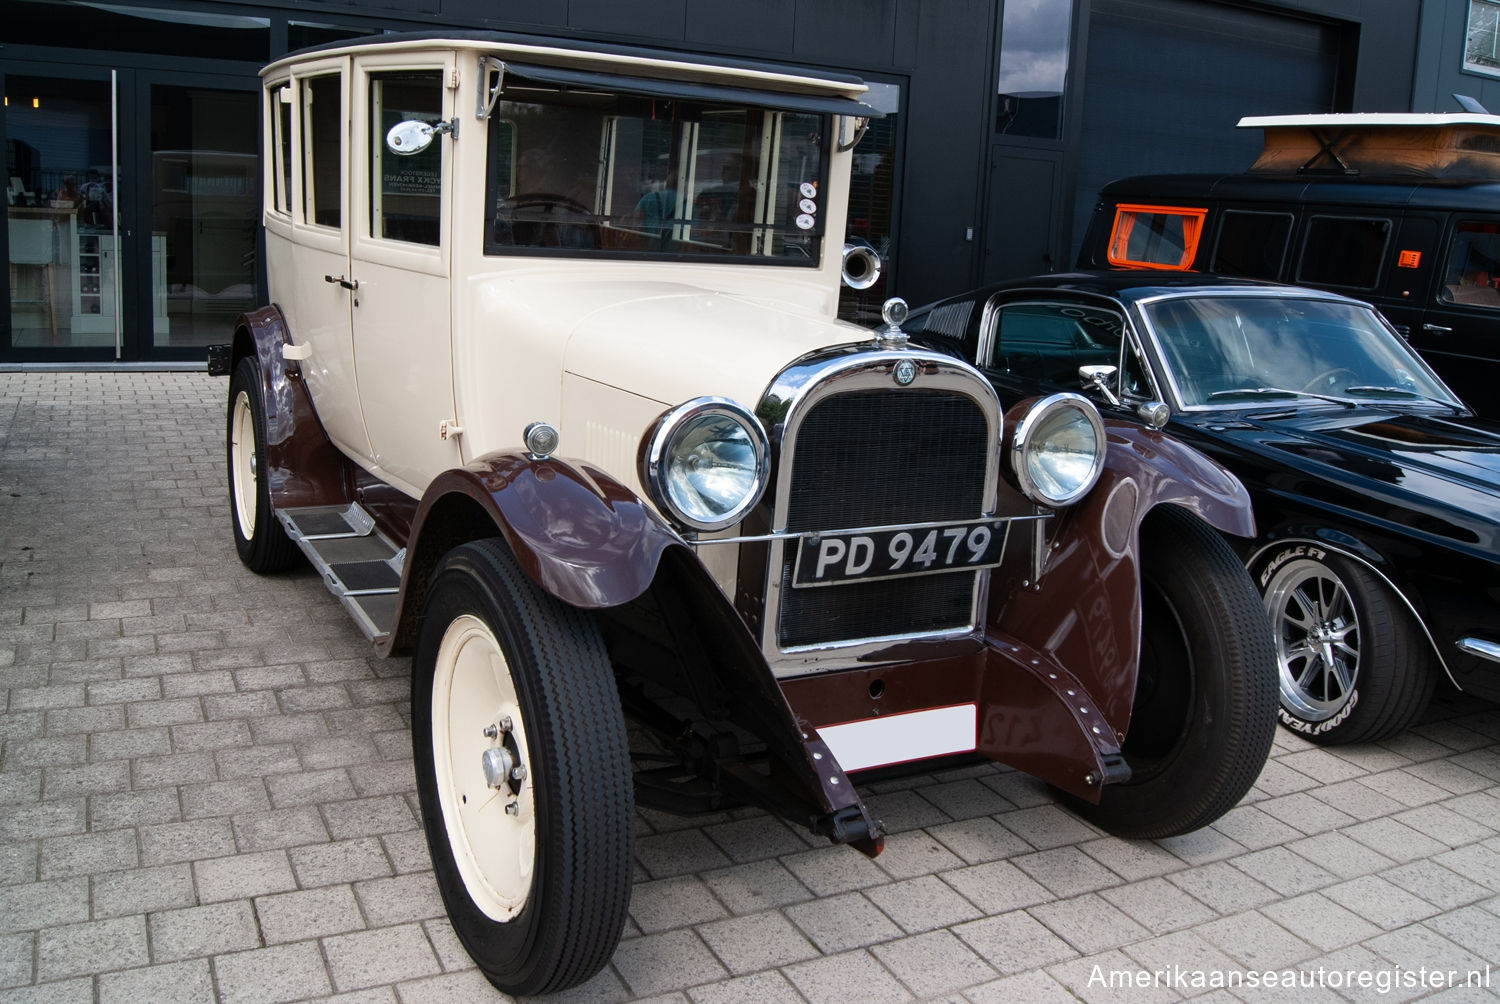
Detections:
[484, 80, 827, 264]
[1142, 295, 1463, 410]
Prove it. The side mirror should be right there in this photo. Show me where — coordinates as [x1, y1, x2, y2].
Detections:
[385, 118, 456, 156]
[1078, 364, 1120, 406]
[1136, 401, 1171, 430]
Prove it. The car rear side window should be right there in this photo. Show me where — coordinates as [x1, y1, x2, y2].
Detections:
[1211, 210, 1292, 280]
[990, 301, 1123, 385]
[1439, 220, 1500, 309]
[369, 69, 443, 247]
[1296, 215, 1390, 290]
[1106, 204, 1207, 270]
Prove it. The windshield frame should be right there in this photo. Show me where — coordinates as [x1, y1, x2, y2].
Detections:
[480, 74, 834, 266]
[1132, 289, 1466, 413]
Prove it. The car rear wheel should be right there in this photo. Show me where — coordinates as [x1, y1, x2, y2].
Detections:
[411, 539, 633, 996]
[1257, 546, 1434, 745]
[227, 356, 299, 573]
[1067, 506, 1278, 838]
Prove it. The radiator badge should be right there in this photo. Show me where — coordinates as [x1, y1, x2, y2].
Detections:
[893, 359, 918, 386]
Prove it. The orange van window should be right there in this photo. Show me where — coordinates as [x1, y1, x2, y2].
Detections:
[1107, 204, 1207, 270]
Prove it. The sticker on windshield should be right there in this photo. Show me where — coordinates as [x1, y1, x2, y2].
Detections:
[799, 198, 818, 215]
[799, 181, 817, 199]
[795, 213, 816, 230]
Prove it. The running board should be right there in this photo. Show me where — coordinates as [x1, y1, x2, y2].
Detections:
[278, 504, 403, 642]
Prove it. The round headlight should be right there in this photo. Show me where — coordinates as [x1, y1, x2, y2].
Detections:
[642, 398, 770, 532]
[1011, 393, 1107, 507]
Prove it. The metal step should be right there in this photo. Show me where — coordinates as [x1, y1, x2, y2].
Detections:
[279, 503, 403, 640]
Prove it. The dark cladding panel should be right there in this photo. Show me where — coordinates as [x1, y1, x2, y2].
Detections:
[793, 0, 899, 64]
[686, 0, 796, 54]
[439, 0, 566, 27]
[568, 0, 687, 42]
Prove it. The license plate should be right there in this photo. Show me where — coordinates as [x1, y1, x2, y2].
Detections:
[792, 520, 1007, 587]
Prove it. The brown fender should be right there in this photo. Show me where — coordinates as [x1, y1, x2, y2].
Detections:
[230, 306, 353, 511]
[387, 456, 882, 850]
[985, 416, 1255, 781]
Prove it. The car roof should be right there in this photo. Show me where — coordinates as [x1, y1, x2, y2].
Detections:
[948, 270, 1367, 308]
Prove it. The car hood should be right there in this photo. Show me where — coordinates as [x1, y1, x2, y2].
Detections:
[558, 279, 873, 409]
[1180, 407, 1500, 548]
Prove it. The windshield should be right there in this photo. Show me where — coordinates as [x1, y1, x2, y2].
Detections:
[1141, 295, 1462, 410]
[484, 80, 827, 263]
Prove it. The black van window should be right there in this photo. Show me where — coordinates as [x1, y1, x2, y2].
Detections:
[1212, 211, 1292, 280]
[1296, 216, 1390, 290]
[1439, 221, 1500, 309]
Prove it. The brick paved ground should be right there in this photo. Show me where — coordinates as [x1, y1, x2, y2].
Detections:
[2, 371, 1499, 1003]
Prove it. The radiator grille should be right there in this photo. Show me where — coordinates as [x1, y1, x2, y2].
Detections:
[777, 388, 991, 648]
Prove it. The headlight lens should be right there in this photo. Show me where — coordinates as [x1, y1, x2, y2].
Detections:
[643, 398, 770, 531]
[1011, 393, 1107, 507]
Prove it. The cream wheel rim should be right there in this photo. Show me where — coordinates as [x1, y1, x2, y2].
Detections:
[230, 390, 258, 540]
[432, 613, 536, 921]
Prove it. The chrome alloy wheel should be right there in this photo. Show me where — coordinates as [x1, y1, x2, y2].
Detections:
[229, 389, 258, 540]
[431, 614, 536, 921]
[1263, 558, 1360, 722]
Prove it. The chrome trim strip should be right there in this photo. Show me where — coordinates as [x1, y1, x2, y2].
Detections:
[755, 345, 1005, 673]
[1457, 637, 1500, 664]
[695, 512, 1047, 546]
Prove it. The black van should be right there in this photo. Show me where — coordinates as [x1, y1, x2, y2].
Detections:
[1076, 114, 1500, 415]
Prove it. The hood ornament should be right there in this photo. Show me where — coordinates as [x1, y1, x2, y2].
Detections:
[874, 297, 910, 350]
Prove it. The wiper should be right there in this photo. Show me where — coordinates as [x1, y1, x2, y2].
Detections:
[1345, 386, 1465, 411]
[1206, 387, 1354, 408]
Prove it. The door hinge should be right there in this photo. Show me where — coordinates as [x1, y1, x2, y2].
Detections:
[448, 68, 460, 90]
[439, 420, 464, 441]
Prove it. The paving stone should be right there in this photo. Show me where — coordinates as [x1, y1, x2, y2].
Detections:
[1095, 876, 1220, 944]
[1395, 802, 1497, 846]
[870, 929, 997, 997]
[255, 885, 365, 943]
[925, 816, 1034, 864]
[1210, 803, 1309, 848]
[323, 924, 442, 992]
[1029, 893, 1150, 955]
[1284, 830, 1397, 880]
[629, 875, 729, 934]
[89, 788, 182, 830]
[0, 933, 32, 989]
[782, 948, 914, 1004]
[0, 844, 39, 888]
[996, 804, 1101, 850]
[1013, 845, 1125, 898]
[941, 858, 1054, 915]
[1166, 860, 1279, 914]
[36, 915, 148, 981]
[320, 795, 415, 840]
[1322, 874, 1440, 929]
[966, 968, 1079, 1004]
[779, 843, 888, 897]
[611, 930, 728, 997]
[1342, 816, 1450, 863]
[1044, 948, 1182, 1004]
[0, 879, 90, 934]
[193, 849, 298, 902]
[696, 910, 819, 975]
[1229, 845, 1339, 897]
[0, 976, 94, 1004]
[289, 837, 393, 888]
[394, 970, 508, 1003]
[1381, 859, 1491, 911]
[0, 800, 86, 842]
[149, 900, 262, 962]
[916, 777, 1015, 820]
[699, 859, 813, 915]
[1078, 837, 1183, 882]
[231, 805, 330, 851]
[213, 942, 334, 1004]
[140, 818, 236, 866]
[700, 815, 812, 864]
[98, 955, 216, 1003]
[953, 909, 1078, 975]
[867, 829, 965, 880]
[92, 863, 197, 919]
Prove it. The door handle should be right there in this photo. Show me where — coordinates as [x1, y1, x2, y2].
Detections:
[323, 274, 359, 290]
[1422, 322, 1452, 335]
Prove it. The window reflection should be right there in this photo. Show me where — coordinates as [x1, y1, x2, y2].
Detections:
[996, 0, 1072, 139]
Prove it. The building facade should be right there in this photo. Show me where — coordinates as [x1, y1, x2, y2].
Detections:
[1, 0, 1425, 364]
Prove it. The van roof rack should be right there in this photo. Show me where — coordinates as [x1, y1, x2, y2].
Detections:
[1236, 112, 1500, 179]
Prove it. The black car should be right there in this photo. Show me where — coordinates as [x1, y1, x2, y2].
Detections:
[908, 270, 1500, 744]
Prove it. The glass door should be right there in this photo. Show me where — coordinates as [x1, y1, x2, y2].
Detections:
[146, 78, 259, 353]
[3, 67, 124, 355]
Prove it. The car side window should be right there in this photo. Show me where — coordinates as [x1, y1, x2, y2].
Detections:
[369, 69, 443, 246]
[1438, 220, 1500, 309]
[989, 301, 1124, 387]
[1211, 210, 1293, 281]
[1297, 215, 1390, 290]
[267, 83, 292, 218]
[301, 73, 342, 229]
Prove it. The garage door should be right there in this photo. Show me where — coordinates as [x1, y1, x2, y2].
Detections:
[1070, 0, 1343, 253]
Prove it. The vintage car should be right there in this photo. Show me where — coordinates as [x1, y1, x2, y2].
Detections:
[907, 270, 1500, 748]
[212, 34, 1276, 994]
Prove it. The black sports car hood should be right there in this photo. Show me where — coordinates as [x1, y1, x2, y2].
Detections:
[1182, 408, 1500, 543]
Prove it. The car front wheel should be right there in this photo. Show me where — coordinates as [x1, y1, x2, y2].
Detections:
[226, 356, 299, 573]
[411, 539, 633, 996]
[1066, 506, 1278, 838]
[1257, 546, 1434, 745]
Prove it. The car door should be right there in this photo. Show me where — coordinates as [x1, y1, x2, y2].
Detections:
[974, 292, 1147, 413]
[1414, 215, 1500, 416]
[348, 52, 462, 497]
[263, 58, 371, 464]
